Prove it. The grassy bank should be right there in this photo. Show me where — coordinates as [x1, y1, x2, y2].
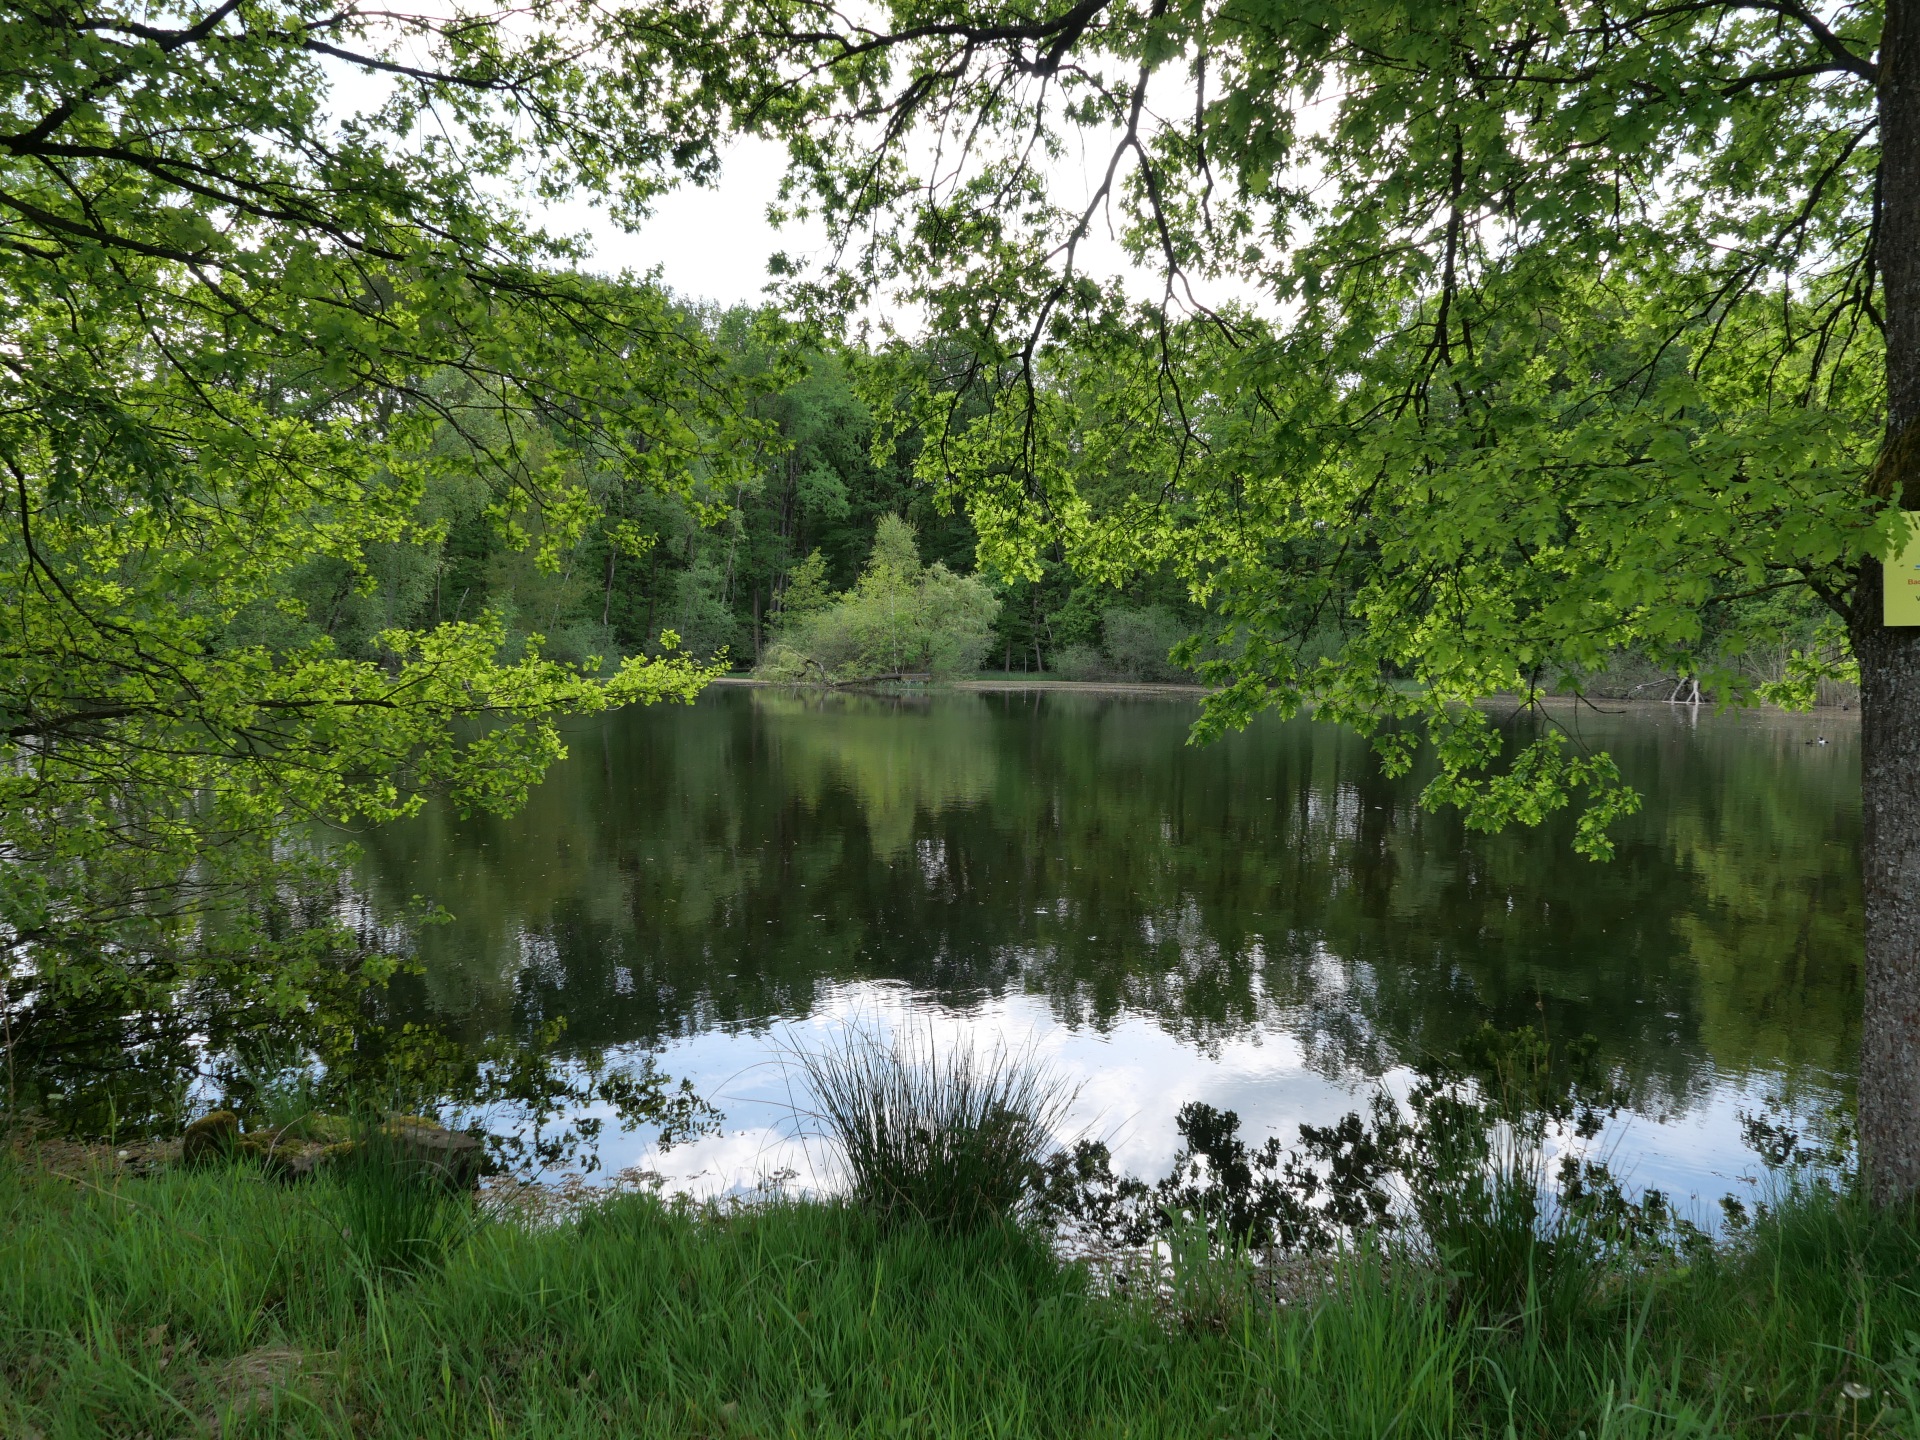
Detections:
[3, 1154, 1918, 1438]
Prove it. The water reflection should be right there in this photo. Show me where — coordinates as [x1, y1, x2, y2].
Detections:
[356, 686, 1860, 1200]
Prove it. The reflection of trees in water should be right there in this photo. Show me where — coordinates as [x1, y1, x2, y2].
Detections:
[355, 690, 1860, 1115]
[750, 690, 1001, 858]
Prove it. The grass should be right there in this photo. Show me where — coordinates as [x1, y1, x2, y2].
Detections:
[790, 1024, 1072, 1232]
[4, 1150, 1920, 1438]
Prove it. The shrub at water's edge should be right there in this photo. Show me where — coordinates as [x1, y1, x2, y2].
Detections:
[757, 516, 999, 682]
[1052, 604, 1199, 683]
[1032, 1024, 1721, 1324]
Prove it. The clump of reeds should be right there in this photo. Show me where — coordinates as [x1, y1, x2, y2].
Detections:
[326, 1122, 479, 1278]
[793, 1023, 1072, 1232]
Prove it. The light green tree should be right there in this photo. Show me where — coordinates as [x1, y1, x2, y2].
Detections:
[773, 550, 838, 630]
[0, 0, 764, 1084]
[759, 516, 1000, 679]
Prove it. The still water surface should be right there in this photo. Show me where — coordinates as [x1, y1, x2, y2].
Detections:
[357, 685, 1860, 1212]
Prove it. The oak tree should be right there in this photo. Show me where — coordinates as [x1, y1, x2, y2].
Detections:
[0, 0, 762, 1086]
[699, 1, 1919, 1195]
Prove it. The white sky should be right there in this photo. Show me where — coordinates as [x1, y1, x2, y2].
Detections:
[323, 33, 1286, 332]
[540, 135, 826, 310]
[322, 48, 830, 312]
[540, 130, 1271, 328]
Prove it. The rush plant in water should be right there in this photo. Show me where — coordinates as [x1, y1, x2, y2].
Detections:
[791, 1023, 1073, 1231]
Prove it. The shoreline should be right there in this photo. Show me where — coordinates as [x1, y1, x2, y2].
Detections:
[2, 1148, 1907, 1438]
[708, 673, 1861, 718]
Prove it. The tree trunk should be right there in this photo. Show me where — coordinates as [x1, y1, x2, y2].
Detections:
[1856, 0, 1920, 1205]
[1856, 607, 1920, 1204]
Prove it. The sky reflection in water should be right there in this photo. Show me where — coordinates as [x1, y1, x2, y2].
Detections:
[357, 685, 1861, 1215]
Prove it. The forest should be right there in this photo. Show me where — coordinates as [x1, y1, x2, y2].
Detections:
[7, 0, 1920, 1434]
[334, 304, 1846, 695]
[335, 308, 1206, 686]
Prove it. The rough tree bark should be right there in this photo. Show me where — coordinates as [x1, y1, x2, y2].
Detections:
[1854, 0, 1920, 1206]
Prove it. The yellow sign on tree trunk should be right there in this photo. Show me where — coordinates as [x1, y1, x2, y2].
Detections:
[1888, 515, 1920, 627]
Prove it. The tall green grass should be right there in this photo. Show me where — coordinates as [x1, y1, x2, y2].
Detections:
[791, 1024, 1072, 1231]
[327, 1125, 481, 1279]
[4, 1151, 1919, 1438]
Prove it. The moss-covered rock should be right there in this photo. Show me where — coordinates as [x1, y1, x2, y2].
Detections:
[376, 1116, 486, 1190]
[178, 1110, 487, 1188]
[301, 1114, 355, 1145]
[276, 1140, 357, 1180]
[180, 1110, 240, 1165]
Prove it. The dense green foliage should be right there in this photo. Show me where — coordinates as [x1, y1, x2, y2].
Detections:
[0, 0, 796, 1114]
[758, 515, 1001, 680]
[2, 1152, 1917, 1437]
[679, 0, 1889, 856]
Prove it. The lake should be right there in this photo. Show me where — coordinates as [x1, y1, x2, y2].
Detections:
[354, 684, 1860, 1214]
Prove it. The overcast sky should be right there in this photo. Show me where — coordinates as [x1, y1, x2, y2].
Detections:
[535, 118, 1234, 322]
[542, 135, 826, 310]
[326, 40, 1269, 323]
[324, 52, 828, 313]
